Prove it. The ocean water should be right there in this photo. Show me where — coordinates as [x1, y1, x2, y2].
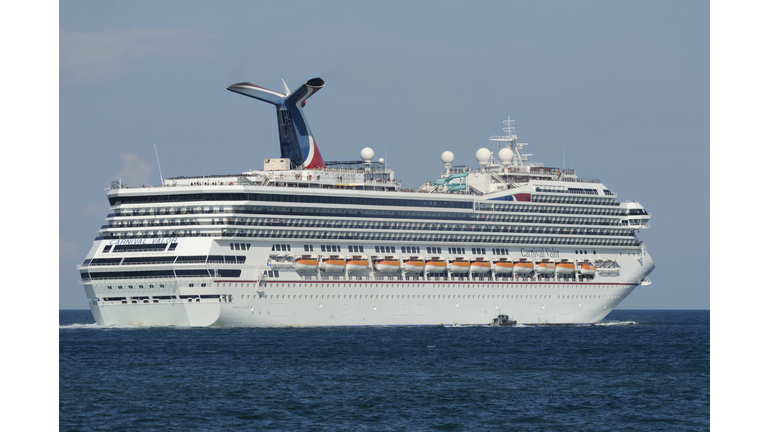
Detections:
[59, 310, 709, 431]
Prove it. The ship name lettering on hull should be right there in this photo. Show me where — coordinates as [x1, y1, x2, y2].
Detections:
[520, 248, 560, 258]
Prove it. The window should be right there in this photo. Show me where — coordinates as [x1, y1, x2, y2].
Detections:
[112, 244, 168, 253]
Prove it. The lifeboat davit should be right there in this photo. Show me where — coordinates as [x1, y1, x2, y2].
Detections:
[470, 261, 491, 274]
[425, 260, 447, 273]
[296, 258, 319, 274]
[322, 259, 347, 273]
[375, 259, 401, 274]
[347, 259, 370, 273]
[493, 261, 515, 274]
[579, 262, 596, 277]
[450, 260, 470, 274]
[513, 261, 534, 275]
[536, 261, 556, 276]
[556, 262, 576, 276]
[404, 259, 425, 274]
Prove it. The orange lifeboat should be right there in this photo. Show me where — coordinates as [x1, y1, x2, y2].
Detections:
[425, 259, 447, 274]
[579, 262, 596, 277]
[513, 260, 534, 275]
[555, 261, 576, 276]
[404, 258, 426, 273]
[322, 258, 347, 273]
[346, 257, 370, 273]
[374, 258, 401, 274]
[296, 257, 319, 274]
[493, 260, 515, 274]
[470, 260, 491, 274]
[536, 261, 556, 276]
[450, 259, 470, 274]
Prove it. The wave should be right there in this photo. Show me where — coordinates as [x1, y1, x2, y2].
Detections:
[595, 320, 638, 326]
[59, 323, 170, 330]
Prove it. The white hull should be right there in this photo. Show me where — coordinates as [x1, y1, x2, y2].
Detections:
[86, 279, 640, 326]
[80, 238, 654, 327]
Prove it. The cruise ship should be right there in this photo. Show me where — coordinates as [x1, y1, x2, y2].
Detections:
[77, 77, 655, 327]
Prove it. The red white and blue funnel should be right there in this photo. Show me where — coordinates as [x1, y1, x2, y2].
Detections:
[227, 77, 326, 169]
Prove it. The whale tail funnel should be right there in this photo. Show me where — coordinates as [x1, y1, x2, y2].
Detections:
[227, 78, 326, 169]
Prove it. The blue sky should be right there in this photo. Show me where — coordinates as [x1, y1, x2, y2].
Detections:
[55, 0, 710, 310]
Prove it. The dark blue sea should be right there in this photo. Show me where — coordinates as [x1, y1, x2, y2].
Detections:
[59, 310, 709, 431]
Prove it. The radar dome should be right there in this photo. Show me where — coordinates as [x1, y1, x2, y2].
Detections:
[379, 158, 384, 164]
[475, 148, 492, 166]
[441, 151, 455, 164]
[360, 147, 375, 163]
[498, 147, 514, 165]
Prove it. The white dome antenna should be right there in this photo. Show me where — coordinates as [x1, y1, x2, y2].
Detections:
[360, 147, 374, 163]
[441, 151, 455, 170]
[476, 148, 492, 167]
[498, 147, 514, 166]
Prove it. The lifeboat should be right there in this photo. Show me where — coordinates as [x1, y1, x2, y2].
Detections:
[322, 258, 347, 273]
[346, 257, 370, 273]
[450, 259, 470, 274]
[425, 259, 447, 274]
[295, 257, 319, 274]
[579, 262, 596, 277]
[555, 261, 576, 276]
[513, 260, 534, 275]
[374, 258, 401, 274]
[493, 260, 515, 274]
[536, 261, 556, 276]
[404, 259, 426, 274]
[470, 260, 491, 274]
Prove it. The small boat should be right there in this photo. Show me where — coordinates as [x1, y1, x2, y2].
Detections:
[404, 259, 426, 274]
[579, 262, 596, 277]
[536, 260, 556, 276]
[470, 260, 491, 274]
[346, 257, 370, 273]
[555, 261, 576, 276]
[295, 256, 319, 273]
[374, 258, 401, 273]
[322, 258, 347, 273]
[493, 260, 515, 274]
[490, 313, 517, 327]
[425, 259, 447, 274]
[449, 259, 470, 274]
[513, 259, 534, 275]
